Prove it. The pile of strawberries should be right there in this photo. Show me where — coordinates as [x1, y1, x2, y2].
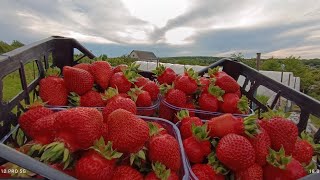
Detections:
[39, 61, 160, 116]
[153, 65, 249, 122]
[177, 109, 318, 179]
[5, 104, 183, 179]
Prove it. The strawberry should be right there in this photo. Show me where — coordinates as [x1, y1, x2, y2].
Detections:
[263, 147, 307, 180]
[248, 128, 271, 166]
[159, 101, 175, 121]
[199, 84, 224, 112]
[75, 138, 122, 180]
[18, 104, 53, 137]
[145, 162, 179, 180]
[63, 66, 94, 95]
[41, 108, 104, 166]
[134, 76, 149, 87]
[113, 64, 128, 73]
[199, 77, 216, 93]
[235, 163, 263, 180]
[128, 87, 152, 107]
[112, 165, 143, 180]
[73, 63, 92, 73]
[102, 95, 137, 122]
[91, 61, 113, 89]
[216, 134, 255, 171]
[293, 131, 320, 165]
[69, 91, 105, 107]
[184, 103, 196, 116]
[0, 166, 11, 178]
[207, 114, 258, 138]
[161, 84, 187, 108]
[110, 69, 138, 93]
[102, 87, 129, 104]
[177, 110, 202, 139]
[220, 94, 249, 114]
[39, 68, 68, 106]
[183, 124, 211, 163]
[49, 163, 76, 177]
[235, 88, 241, 97]
[152, 64, 176, 85]
[142, 81, 160, 101]
[191, 164, 225, 180]
[208, 67, 240, 93]
[107, 109, 149, 153]
[149, 134, 181, 171]
[261, 111, 298, 155]
[174, 68, 199, 95]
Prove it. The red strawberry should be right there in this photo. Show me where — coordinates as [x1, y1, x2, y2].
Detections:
[152, 64, 176, 85]
[0, 166, 11, 178]
[199, 84, 224, 112]
[235, 163, 263, 180]
[248, 128, 271, 166]
[39, 68, 68, 106]
[142, 81, 159, 101]
[50, 163, 76, 177]
[216, 134, 255, 171]
[184, 103, 196, 117]
[113, 64, 128, 73]
[134, 76, 149, 87]
[293, 131, 320, 165]
[145, 162, 179, 180]
[19, 104, 53, 137]
[41, 108, 103, 166]
[208, 67, 240, 93]
[191, 164, 225, 180]
[73, 63, 92, 73]
[107, 109, 149, 153]
[261, 111, 298, 155]
[102, 96, 137, 122]
[63, 66, 94, 95]
[112, 165, 143, 180]
[207, 114, 258, 138]
[159, 101, 175, 121]
[199, 77, 215, 93]
[128, 87, 152, 107]
[263, 148, 307, 180]
[75, 139, 122, 180]
[235, 88, 241, 97]
[162, 84, 187, 108]
[110, 70, 138, 93]
[69, 91, 105, 107]
[174, 68, 199, 95]
[183, 124, 211, 163]
[91, 61, 113, 89]
[220, 94, 249, 114]
[149, 134, 181, 171]
[177, 110, 202, 139]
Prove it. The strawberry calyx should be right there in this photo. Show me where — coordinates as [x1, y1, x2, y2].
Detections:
[176, 109, 190, 121]
[152, 64, 166, 76]
[127, 62, 140, 72]
[152, 162, 171, 180]
[130, 147, 147, 167]
[68, 92, 80, 106]
[243, 115, 259, 138]
[128, 86, 144, 102]
[25, 101, 46, 110]
[91, 137, 123, 160]
[28, 143, 45, 156]
[207, 84, 225, 101]
[159, 83, 174, 95]
[184, 67, 199, 81]
[3, 162, 35, 178]
[40, 142, 73, 169]
[123, 68, 139, 83]
[237, 96, 249, 114]
[304, 159, 317, 174]
[45, 67, 60, 77]
[102, 87, 119, 101]
[192, 123, 210, 141]
[267, 147, 291, 170]
[207, 152, 229, 175]
[208, 67, 221, 77]
[148, 122, 165, 137]
[261, 109, 288, 120]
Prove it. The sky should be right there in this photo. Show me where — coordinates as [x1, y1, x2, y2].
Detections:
[0, 0, 320, 58]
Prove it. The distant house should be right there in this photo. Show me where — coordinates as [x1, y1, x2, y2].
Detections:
[129, 50, 158, 62]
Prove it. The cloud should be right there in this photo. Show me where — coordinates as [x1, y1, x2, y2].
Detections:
[0, 0, 319, 58]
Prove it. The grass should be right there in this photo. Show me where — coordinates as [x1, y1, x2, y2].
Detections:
[310, 115, 320, 129]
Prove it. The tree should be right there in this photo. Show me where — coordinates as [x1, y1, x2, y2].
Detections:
[230, 52, 244, 61]
[10, 40, 24, 49]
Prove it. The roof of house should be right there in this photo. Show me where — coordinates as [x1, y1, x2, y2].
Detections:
[130, 50, 157, 60]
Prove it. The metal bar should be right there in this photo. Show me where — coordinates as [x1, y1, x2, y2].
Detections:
[270, 91, 281, 109]
[74, 54, 86, 63]
[297, 109, 310, 134]
[0, 143, 76, 180]
[19, 61, 30, 105]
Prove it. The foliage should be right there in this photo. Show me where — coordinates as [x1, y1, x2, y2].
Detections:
[230, 52, 244, 61]
[0, 40, 24, 54]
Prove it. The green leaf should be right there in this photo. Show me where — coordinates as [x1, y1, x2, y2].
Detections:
[17, 128, 25, 147]
[63, 149, 70, 163]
